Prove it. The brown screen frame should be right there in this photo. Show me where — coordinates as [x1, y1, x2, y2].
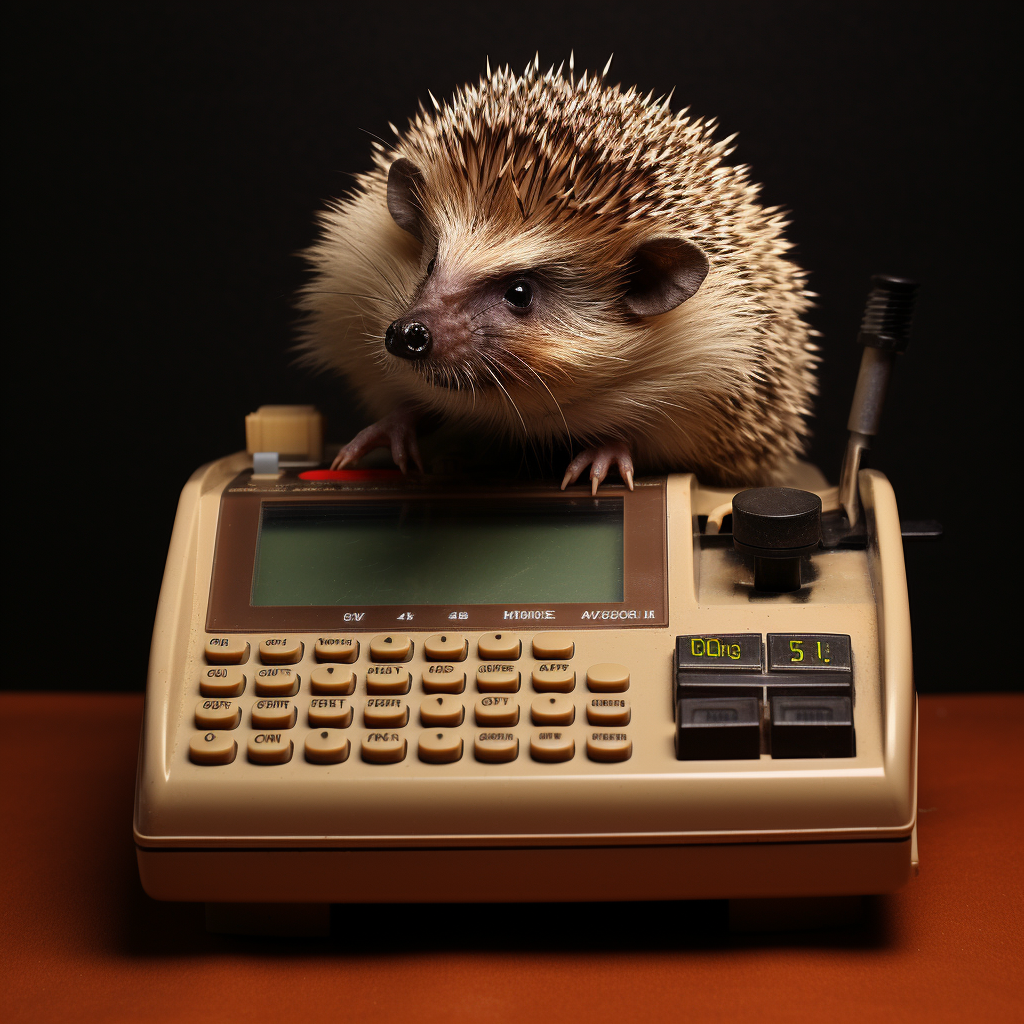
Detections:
[206, 476, 667, 631]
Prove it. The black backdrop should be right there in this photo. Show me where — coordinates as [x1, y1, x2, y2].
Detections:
[11, 2, 1013, 692]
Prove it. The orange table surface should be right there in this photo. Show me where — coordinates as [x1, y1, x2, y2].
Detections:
[2, 693, 1021, 1024]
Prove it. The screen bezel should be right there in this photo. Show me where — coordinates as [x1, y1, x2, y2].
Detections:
[206, 477, 667, 631]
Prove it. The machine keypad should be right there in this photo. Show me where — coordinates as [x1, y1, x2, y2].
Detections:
[190, 633, 640, 773]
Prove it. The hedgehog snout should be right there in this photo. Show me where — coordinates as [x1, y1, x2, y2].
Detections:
[384, 319, 433, 360]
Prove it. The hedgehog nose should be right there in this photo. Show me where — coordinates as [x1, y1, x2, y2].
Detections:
[385, 320, 432, 359]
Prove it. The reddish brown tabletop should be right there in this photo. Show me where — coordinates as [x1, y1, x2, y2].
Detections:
[2, 693, 1021, 1023]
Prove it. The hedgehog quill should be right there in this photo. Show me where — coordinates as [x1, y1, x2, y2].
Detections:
[299, 56, 817, 491]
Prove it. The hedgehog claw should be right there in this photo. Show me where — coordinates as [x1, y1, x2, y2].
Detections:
[560, 443, 635, 494]
[332, 405, 423, 474]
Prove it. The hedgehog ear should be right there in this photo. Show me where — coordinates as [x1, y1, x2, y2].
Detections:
[387, 158, 426, 241]
[623, 236, 709, 317]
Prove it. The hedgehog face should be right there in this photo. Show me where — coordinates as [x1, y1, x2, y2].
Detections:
[382, 157, 710, 400]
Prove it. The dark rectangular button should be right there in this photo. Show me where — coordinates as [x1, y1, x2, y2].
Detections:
[770, 696, 855, 758]
[676, 697, 761, 760]
[676, 634, 762, 672]
[763, 672, 852, 697]
[767, 634, 851, 672]
[676, 673, 764, 700]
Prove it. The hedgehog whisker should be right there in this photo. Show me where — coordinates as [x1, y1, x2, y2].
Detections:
[481, 354, 528, 438]
[498, 347, 574, 449]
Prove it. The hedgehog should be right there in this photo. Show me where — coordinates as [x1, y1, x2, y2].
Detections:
[298, 55, 817, 491]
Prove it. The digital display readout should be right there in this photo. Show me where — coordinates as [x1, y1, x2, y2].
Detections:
[676, 634, 762, 671]
[251, 498, 624, 607]
[767, 634, 852, 672]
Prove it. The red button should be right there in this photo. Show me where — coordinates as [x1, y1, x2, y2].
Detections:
[298, 469, 403, 481]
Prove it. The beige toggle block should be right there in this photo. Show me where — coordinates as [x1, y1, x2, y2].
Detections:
[476, 663, 520, 693]
[259, 638, 303, 664]
[586, 732, 632, 763]
[363, 699, 409, 728]
[532, 663, 575, 693]
[366, 665, 411, 695]
[245, 404, 323, 461]
[251, 699, 296, 730]
[254, 668, 299, 697]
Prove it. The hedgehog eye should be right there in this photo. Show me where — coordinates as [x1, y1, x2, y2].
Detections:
[426, 258, 435, 276]
[504, 281, 533, 309]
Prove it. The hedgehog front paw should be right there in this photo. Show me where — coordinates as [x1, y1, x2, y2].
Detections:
[560, 443, 635, 495]
[332, 405, 424, 474]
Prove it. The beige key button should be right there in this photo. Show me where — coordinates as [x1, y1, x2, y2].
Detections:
[474, 695, 520, 726]
[259, 638, 303, 664]
[366, 665, 411, 695]
[310, 665, 355, 695]
[587, 732, 632, 763]
[254, 667, 299, 697]
[361, 732, 407, 764]
[205, 637, 249, 664]
[363, 698, 409, 728]
[474, 732, 519, 763]
[369, 634, 412, 662]
[477, 632, 521, 660]
[189, 731, 237, 765]
[194, 699, 240, 730]
[304, 729, 350, 764]
[532, 663, 575, 693]
[251, 699, 296, 729]
[476, 663, 520, 693]
[418, 730, 464, 764]
[419, 696, 465, 727]
[531, 694, 575, 726]
[586, 663, 630, 692]
[586, 697, 631, 726]
[424, 633, 468, 661]
[530, 730, 575, 762]
[314, 636, 359, 663]
[422, 664, 466, 693]
[308, 697, 352, 728]
[200, 666, 246, 698]
[532, 631, 575, 660]
[247, 733, 293, 765]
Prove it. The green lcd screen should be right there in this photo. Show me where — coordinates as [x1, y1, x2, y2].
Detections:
[251, 499, 624, 606]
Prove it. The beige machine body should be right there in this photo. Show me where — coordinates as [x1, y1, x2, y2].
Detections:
[135, 451, 917, 904]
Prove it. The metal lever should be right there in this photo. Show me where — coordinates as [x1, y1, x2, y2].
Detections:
[838, 275, 918, 527]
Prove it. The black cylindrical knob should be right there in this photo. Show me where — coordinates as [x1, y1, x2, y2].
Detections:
[733, 487, 822, 592]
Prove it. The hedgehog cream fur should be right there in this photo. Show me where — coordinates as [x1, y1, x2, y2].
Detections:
[298, 56, 817, 487]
